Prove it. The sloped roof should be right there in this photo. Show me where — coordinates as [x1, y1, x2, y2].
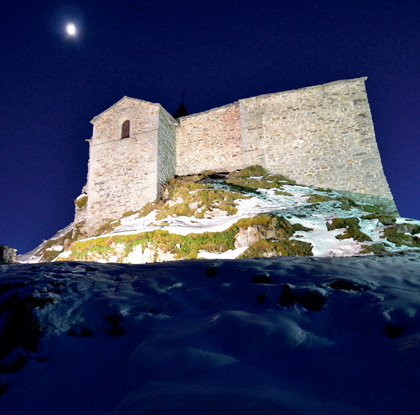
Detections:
[90, 96, 158, 124]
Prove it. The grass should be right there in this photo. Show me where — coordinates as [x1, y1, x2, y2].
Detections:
[155, 176, 248, 220]
[383, 224, 420, 247]
[95, 219, 121, 236]
[226, 167, 296, 193]
[34, 229, 74, 262]
[117, 166, 298, 222]
[122, 210, 138, 218]
[327, 217, 372, 242]
[360, 243, 391, 254]
[361, 214, 396, 225]
[74, 195, 88, 209]
[274, 190, 293, 196]
[237, 215, 313, 257]
[235, 214, 312, 239]
[306, 194, 334, 203]
[72, 220, 87, 242]
[46, 165, 402, 262]
[229, 165, 268, 177]
[134, 175, 247, 221]
[67, 228, 238, 262]
[335, 196, 359, 211]
[361, 204, 383, 214]
[241, 239, 313, 257]
[64, 213, 313, 262]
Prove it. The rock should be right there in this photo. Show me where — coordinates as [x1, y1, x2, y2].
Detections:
[234, 226, 259, 249]
[0, 246, 17, 264]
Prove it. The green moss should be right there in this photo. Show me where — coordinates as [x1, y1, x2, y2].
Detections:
[122, 210, 137, 218]
[71, 221, 87, 242]
[235, 215, 311, 239]
[69, 236, 113, 260]
[95, 220, 121, 236]
[67, 212, 314, 262]
[71, 243, 115, 261]
[306, 194, 334, 203]
[314, 187, 335, 194]
[156, 186, 245, 220]
[199, 170, 218, 177]
[274, 190, 293, 196]
[138, 202, 158, 218]
[360, 243, 390, 254]
[223, 179, 260, 194]
[266, 175, 296, 185]
[361, 214, 396, 225]
[225, 177, 285, 193]
[228, 165, 294, 184]
[35, 228, 75, 262]
[241, 239, 312, 258]
[41, 250, 63, 262]
[74, 195, 88, 209]
[236, 214, 272, 228]
[361, 204, 382, 214]
[130, 167, 297, 223]
[383, 224, 420, 247]
[230, 165, 268, 178]
[69, 226, 238, 262]
[336, 196, 358, 211]
[327, 217, 372, 242]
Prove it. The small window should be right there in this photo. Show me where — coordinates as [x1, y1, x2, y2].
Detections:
[121, 119, 130, 139]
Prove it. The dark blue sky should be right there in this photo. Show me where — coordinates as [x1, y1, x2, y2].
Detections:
[1, 0, 420, 254]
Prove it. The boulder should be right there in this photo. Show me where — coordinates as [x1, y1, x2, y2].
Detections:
[0, 245, 17, 264]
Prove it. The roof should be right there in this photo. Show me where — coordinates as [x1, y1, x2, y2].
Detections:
[90, 96, 158, 124]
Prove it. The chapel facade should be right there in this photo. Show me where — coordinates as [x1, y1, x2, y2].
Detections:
[77, 77, 396, 235]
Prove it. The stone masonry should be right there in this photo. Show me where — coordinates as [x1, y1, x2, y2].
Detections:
[79, 77, 396, 235]
[85, 97, 176, 234]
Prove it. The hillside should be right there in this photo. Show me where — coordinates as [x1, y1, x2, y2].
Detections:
[19, 166, 420, 263]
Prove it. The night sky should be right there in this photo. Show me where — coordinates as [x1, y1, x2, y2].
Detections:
[1, 0, 419, 255]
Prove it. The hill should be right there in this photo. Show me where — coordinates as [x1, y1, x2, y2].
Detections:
[19, 166, 420, 263]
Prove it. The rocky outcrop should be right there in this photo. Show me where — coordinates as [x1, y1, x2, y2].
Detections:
[0, 246, 16, 264]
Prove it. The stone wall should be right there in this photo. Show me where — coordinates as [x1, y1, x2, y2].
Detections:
[174, 77, 393, 204]
[176, 102, 242, 175]
[85, 97, 161, 233]
[239, 77, 393, 201]
[157, 106, 177, 193]
[81, 78, 397, 235]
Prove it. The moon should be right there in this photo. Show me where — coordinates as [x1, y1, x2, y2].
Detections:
[66, 23, 77, 36]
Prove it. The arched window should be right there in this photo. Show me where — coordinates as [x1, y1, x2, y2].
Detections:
[121, 119, 130, 139]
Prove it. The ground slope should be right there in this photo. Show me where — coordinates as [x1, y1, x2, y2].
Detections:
[20, 167, 420, 263]
[1, 254, 420, 414]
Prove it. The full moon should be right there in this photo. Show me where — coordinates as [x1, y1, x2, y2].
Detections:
[66, 23, 76, 36]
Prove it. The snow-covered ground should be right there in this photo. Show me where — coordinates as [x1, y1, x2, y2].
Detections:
[1, 254, 420, 414]
[19, 178, 420, 263]
[73, 184, 420, 260]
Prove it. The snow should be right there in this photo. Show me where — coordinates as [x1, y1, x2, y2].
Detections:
[109, 185, 311, 238]
[46, 244, 63, 252]
[197, 246, 249, 259]
[17, 222, 74, 263]
[21, 180, 420, 263]
[1, 254, 420, 414]
[109, 184, 418, 258]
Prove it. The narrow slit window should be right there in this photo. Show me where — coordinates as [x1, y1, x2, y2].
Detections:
[121, 120, 130, 138]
